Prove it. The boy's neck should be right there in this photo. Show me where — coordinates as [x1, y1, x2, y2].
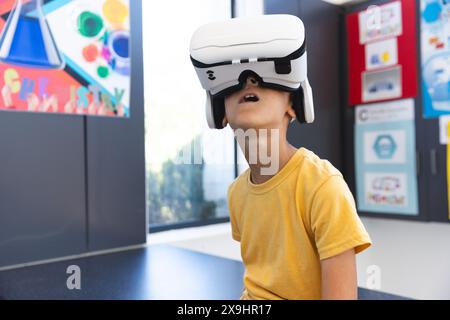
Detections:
[236, 127, 297, 185]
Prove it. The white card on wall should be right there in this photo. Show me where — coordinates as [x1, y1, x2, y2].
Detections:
[365, 38, 398, 70]
[362, 66, 402, 102]
[364, 129, 406, 164]
[358, 0, 402, 44]
[439, 115, 450, 144]
[364, 172, 407, 207]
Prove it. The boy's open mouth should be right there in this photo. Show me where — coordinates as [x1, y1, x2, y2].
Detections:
[238, 93, 260, 104]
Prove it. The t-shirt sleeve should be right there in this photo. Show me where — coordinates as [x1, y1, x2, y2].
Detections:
[227, 183, 241, 242]
[309, 175, 372, 260]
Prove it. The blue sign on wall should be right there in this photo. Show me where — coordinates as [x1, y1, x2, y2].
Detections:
[421, 0, 450, 118]
[355, 99, 419, 215]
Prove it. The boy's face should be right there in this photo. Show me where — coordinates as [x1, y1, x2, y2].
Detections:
[223, 76, 296, 130]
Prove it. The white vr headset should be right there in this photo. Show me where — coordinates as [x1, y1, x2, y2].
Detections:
[189, 14, 314, 129]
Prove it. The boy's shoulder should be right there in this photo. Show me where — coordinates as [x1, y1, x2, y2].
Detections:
[295, 148, 350, 213]
[227, 148, 343, 198]
[227, 169, 249, 198]
[295, 148, 344, 197]
[298, 148, 342, 180]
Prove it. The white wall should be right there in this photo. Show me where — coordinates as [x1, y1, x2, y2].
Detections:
[150, 219, 450, 300]
[356, 217, 450, 300]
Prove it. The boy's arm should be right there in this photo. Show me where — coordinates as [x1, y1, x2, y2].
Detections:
[320, 248, 357, 300]
[307, 175, 371, 299]
[227, 182, 241, 242]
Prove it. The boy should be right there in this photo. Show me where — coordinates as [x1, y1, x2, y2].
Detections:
[224, 74, 371, 300]
[190, 15, 371, 300]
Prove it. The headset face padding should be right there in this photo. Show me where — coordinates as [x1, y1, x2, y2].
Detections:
[300, 78, 315, 123]
[191, 14, 315, 129]
[205, 74, 314, 129]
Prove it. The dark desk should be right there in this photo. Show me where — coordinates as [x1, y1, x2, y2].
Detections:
[0, 244, 409, 300]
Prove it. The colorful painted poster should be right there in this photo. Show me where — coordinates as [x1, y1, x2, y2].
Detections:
[421, 0, 450, 118]
[355, 99, 419, 215]
[0, 0, 130, 117]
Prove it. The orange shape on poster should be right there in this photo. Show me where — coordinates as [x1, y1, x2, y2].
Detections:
[83, 44, 99, 62]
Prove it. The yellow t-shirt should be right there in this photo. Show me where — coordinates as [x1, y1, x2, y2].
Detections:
[227, 147, 372, 300]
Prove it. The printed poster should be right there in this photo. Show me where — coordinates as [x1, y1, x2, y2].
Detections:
[355, 98, 419, 215]
[0, 0, 130, 117]
[421, 0, 450, 118]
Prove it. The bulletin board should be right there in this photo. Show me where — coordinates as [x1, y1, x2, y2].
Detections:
[343, 0, 450, 223]
[0, 0, 130, 117]
[346, 0, 418, 106]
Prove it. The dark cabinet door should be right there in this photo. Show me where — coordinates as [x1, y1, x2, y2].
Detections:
[423, 114, 449, 222]
[0, 114, 87, 267]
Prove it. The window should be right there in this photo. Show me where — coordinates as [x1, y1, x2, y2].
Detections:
[143, 1, 235, 231]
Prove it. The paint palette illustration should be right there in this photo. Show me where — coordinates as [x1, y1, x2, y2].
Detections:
[45, 0, 130, 110]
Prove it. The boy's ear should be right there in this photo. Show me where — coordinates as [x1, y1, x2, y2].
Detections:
[222, 115, 228, 128]
[287, 93, 296, 121]
[287, 107, 296, 120]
